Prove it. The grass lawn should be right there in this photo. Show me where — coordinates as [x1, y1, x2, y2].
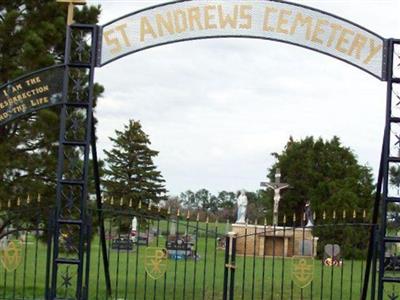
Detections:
[0, 226, 378, 300]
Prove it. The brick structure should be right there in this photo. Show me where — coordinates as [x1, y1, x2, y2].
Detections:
[232, 223, 318, 257]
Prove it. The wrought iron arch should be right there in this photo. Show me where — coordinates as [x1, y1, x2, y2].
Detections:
[0, 1, 398, 299]
[98, 0, 387, 80]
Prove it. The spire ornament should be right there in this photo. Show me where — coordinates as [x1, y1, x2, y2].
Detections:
[57, 0, 86, 25]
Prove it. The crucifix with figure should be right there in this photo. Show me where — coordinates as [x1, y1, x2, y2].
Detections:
[57, 0, 86, 25]
[260, 168, 290, 226]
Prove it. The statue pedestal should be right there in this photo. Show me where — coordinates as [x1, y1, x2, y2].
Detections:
[231, 223, 318, 257]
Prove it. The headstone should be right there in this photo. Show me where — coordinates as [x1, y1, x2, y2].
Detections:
[112, 236, 134, 250]
[299, 240, 313, 256]
[324, 244, 342, 266]
[324, 244, 341, 257]
[166, 235, 195, 259]
[137, 235, 149, 246]
[170, 221, 176, 236]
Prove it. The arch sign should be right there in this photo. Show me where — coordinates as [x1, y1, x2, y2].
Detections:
[0, 0, 390, 128]
[99, 0, 386, 80]
[0, 65, 64, 126]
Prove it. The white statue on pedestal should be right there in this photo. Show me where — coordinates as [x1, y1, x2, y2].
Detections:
[236, 190, 248, 224]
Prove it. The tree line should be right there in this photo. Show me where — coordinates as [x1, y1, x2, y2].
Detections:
[172, 189, 269, 222]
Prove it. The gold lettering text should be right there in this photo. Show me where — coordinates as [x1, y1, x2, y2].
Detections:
[239, 5, 252, 29]
[218, 4, 238, 29]
[25, 77, 41, 86]
[174, 9, 188, 33]
[290, 12, 312, 40]
[116, 24, 131, 48]
[276, 9, 292, 34]
[156, 12, 175, 36]
[104, 23, 131, 55]
[263, 6, 278, 32]
[348, 33, 367, 59]
[104, 29, 122, 55]
[187, 7, 203, 31]
[335, 28, 354, 53]
[204, 5, 217, 29]
[140, 17, 157, 41]
[364, 39, 383, 64]
[311, 19, 328, 44]
[327, 23, 342, 47]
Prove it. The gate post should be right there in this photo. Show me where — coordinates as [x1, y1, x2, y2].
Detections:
[371, 225, 379, 300]
[223, 234, 231, 300]
[223, 232, 237, 300]
[378, 38, 400, 300]
[229, 233, 237, 300]
[49, 23, 98, 300]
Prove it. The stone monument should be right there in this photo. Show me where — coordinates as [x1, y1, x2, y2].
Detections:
[260, 168, 290, 225]
[236, 190, 248, 224]
[230, 169, 318, 258]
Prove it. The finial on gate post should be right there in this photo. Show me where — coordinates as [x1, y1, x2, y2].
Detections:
[57, 0, 86, 26]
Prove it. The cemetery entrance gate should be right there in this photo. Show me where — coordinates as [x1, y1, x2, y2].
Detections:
[0, 0, 399, 299]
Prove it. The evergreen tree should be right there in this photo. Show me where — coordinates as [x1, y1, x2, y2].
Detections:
[268, 136, 375, 258]
[104, 120, 167, 208]
[0, 2, 102, 231]
[389, 165, 400, 195]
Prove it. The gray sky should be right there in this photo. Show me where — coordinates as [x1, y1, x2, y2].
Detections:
[86, 0, 400, 196]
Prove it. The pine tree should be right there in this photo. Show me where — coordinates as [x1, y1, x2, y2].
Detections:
[104, 120, 167, 208]
[0, 1, 102, 229]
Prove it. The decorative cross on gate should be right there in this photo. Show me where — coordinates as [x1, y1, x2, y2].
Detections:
[260, 168, 290, 225]
[57, 0, 86, 25]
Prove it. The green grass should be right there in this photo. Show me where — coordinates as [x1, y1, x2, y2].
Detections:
[0, 229, 379, 300]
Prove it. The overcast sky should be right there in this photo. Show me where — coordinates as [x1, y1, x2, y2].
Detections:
[86, 0, 400, 196]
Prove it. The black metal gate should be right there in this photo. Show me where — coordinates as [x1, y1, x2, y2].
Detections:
[86, 205, 227, 300]
[0, 205, 53, 299]
[51, 28, 400, 300]
[0, 204, 385, 300]
[223, 216, 378, 300]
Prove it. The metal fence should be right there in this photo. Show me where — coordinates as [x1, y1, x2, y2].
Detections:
[0, 207, 52, 300]
[223, 222, 377, 300]
[87, 208, 379, 300]
[88, 208, 226, 300]
[0, 205, 390, 299]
